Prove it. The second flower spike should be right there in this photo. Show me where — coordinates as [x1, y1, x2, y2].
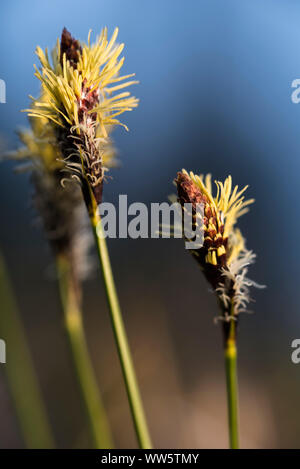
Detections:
[175, 169, 261, 321]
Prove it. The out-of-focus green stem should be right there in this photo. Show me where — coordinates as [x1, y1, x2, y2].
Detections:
[90, 209, 152, 449]
[0, 253, 54, 448]
[224, 318, 239, 449]
[56, 253, 113, 449]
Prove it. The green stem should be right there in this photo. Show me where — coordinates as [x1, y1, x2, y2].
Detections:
[56, 253, 113, 449]
[0, 253, 54, 448]
[224, 318, 239, 449]
[90, 210, 152, 449]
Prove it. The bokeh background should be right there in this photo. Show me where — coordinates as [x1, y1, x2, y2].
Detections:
[0, 0, 299, 448]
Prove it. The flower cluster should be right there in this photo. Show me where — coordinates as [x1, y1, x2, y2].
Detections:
[24, 27, 138, 205]
[11, 117, 93, 280]
[176, 169, 263, 320]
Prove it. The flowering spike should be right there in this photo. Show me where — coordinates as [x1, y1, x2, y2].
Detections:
[23, 27, 138, 205]
[176, 169, 263, 320]
[8, 118, 99, 280]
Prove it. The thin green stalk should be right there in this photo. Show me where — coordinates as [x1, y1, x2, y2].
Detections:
[56, 253, 113, 449]
[224, 318, 239, 449]
[0, 253, 54, 448]
[90, 210, 152, 449]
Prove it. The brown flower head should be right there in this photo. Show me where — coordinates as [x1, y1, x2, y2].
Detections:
[175, 169, 263, 321]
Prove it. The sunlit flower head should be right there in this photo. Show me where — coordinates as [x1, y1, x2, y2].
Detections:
[24, 27, 138, 205]
[175, 169, 263, 319]
[26, 27, 138, 132]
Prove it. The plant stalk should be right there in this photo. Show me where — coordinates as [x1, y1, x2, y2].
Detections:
[56, 253, 113, 449]
[223, 317, 239, 449]
[0, 253, 54, 448]
[89, 209, 152, 449]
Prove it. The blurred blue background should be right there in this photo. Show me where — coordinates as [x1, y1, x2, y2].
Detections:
[0, 0, 299, 448]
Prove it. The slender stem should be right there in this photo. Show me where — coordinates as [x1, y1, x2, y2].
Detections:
[90, 210, 152, 449]
[224, 318, 239, 449]
[0, 253, 54, 448]
[56, 253, 113, 449]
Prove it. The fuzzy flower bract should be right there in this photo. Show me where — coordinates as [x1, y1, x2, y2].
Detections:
[11, 117, 94, 280]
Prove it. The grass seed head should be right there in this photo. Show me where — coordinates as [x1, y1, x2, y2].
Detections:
[176, 169, 263, 320]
